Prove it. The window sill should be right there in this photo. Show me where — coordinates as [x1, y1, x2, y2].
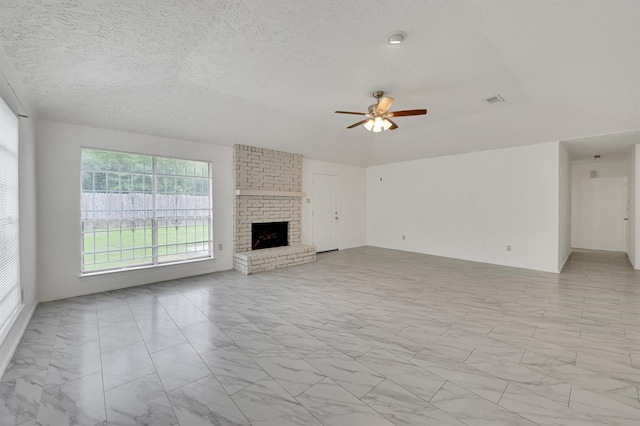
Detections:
[79, 256, 215, 278]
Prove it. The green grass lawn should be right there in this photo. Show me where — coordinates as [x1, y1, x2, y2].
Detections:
[83, 223, 210, 271]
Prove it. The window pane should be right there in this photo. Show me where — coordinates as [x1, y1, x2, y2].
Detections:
[155, 156, 211, 264]
[81, 149, 212, 273]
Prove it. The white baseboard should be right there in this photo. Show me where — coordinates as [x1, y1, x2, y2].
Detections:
[0, 302, 37, 379]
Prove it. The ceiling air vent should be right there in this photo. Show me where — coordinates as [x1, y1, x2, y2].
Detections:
[483, 94, 504, 104]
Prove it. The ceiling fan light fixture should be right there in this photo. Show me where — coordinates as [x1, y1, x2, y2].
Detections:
[364, 119, 375, 131]
[366, 117, 393, 133]
[371, 116, 386, 132]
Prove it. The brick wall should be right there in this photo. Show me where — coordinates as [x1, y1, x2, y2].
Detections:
[234, 144, 302, 191]
[234, 145, 303, 253]
[235, 197, 301, 252]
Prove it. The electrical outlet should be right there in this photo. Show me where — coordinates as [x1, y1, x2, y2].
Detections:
[218, 243, 223, 251]
[506, 245, 511, 252]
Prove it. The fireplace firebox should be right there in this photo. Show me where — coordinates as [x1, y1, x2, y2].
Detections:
[252, 222, 288, 250]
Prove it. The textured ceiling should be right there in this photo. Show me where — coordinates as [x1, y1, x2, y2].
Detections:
[0, 0, 638, 166]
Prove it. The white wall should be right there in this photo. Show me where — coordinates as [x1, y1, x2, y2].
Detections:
[0, 53, 38, 375]
[35, 121, 234, 301]
[367, 142, 561, 273]
[637, 145, 640, 269]
[571, 158, 629, 180]
[558, 144, 572, 270]
[632, 145, 640, 269]
[302, 159, 366, 250]
[571, 158, 629, 251]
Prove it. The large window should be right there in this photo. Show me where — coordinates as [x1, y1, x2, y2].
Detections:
[81, 149, 212, 273]
[0, 96, 20, 337]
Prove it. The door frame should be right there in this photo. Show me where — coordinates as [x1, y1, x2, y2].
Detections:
[625, 179, 629, 254]
[312, 172, 340, 252]
[573, 176, 628, 252]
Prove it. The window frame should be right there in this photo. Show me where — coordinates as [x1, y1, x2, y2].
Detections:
[0, 94, 22, 342]
[80, 147, 214, 275]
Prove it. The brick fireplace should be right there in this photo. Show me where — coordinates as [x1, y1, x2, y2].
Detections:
[252, 222, 288, 250]
[233, 145, 316, 274]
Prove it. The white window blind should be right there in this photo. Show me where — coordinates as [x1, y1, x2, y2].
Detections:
[0, 95, 20, 337]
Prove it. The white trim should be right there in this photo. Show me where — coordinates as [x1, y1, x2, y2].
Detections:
[0, 303, 23, 345]
[0, 303, 31, 380]
[79, 255, 215, 278]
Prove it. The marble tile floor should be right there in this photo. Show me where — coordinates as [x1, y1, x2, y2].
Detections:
[1, 246, 639, 425]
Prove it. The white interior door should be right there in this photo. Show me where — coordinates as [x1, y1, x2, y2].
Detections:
[576, 177, 627, 252]
[313, 173, 339, 252]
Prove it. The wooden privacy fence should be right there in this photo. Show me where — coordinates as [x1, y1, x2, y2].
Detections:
[81, 193, 210, 220]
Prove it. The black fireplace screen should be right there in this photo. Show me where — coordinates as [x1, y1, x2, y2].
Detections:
[252, 222, 288, 250]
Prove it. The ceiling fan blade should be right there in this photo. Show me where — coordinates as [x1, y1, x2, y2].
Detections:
[376, 97, 394, 114]
[347, 119, 370, 129]
[387, 119, 398, 130]
[387, 109, 427, 117]
[335, 110, 368, 115]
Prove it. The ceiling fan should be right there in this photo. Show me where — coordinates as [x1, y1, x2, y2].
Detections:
[335, 91, 427, 132]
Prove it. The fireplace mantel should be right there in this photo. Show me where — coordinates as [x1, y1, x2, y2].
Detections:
[235, 189, 306, 197]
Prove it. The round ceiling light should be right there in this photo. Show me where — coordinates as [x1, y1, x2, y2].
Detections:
[388, 31, 407, 45]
